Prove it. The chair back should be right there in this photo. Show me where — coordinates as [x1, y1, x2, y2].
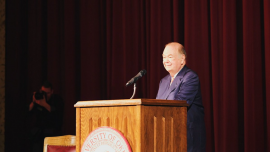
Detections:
[43, 135, 76, 152]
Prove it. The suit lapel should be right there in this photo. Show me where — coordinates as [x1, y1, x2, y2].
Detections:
[165, 66, 188, 99]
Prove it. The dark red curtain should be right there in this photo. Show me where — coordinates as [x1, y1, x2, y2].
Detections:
[5, 0, 270, 151]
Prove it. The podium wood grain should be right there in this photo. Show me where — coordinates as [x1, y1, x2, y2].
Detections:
[75, 99, 187, 152]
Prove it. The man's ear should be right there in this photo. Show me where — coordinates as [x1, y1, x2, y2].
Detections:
[181, 55, 186, 63]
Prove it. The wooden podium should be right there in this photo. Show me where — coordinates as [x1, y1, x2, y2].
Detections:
[74, 99, 188, 152]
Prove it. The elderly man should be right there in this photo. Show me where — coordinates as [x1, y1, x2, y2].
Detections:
[156, 42, 206, 152]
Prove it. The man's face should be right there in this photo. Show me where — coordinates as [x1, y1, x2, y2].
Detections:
[162, 45, 185, 76]
[41, 86, 53, 100]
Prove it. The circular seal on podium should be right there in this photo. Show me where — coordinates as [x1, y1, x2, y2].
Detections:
[81, 127, 132, 152]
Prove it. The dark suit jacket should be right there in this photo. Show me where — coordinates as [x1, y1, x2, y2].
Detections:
[156, 65, 206, 152]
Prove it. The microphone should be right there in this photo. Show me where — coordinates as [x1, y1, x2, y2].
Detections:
[126, 69, 147, 86]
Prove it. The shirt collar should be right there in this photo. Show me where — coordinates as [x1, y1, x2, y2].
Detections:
[172, 68, 182, 79]
[170, 68, 182, 85]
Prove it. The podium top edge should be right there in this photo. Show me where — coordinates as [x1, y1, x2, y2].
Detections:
[74, 99, 189, 108]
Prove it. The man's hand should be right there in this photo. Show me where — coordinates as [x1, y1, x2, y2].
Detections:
[29, 92, 36, 111]
[35, 95, 46, 106]
[32, 94, 51, 112]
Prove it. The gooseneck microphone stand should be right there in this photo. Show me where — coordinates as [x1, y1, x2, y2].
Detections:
[130, 83, 137, 99]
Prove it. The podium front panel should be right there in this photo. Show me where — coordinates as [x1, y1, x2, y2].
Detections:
[77, 105, 141, 152]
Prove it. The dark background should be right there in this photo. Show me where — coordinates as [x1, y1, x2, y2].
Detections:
[5, 0, 270, 151]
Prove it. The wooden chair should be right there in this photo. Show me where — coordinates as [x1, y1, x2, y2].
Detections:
[43, 135, 76, 152]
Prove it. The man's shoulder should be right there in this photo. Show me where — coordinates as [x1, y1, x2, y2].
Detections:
[161, 74, 171, 81]
[51, 94, 63, 102]
[182, 66, 199, 77]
